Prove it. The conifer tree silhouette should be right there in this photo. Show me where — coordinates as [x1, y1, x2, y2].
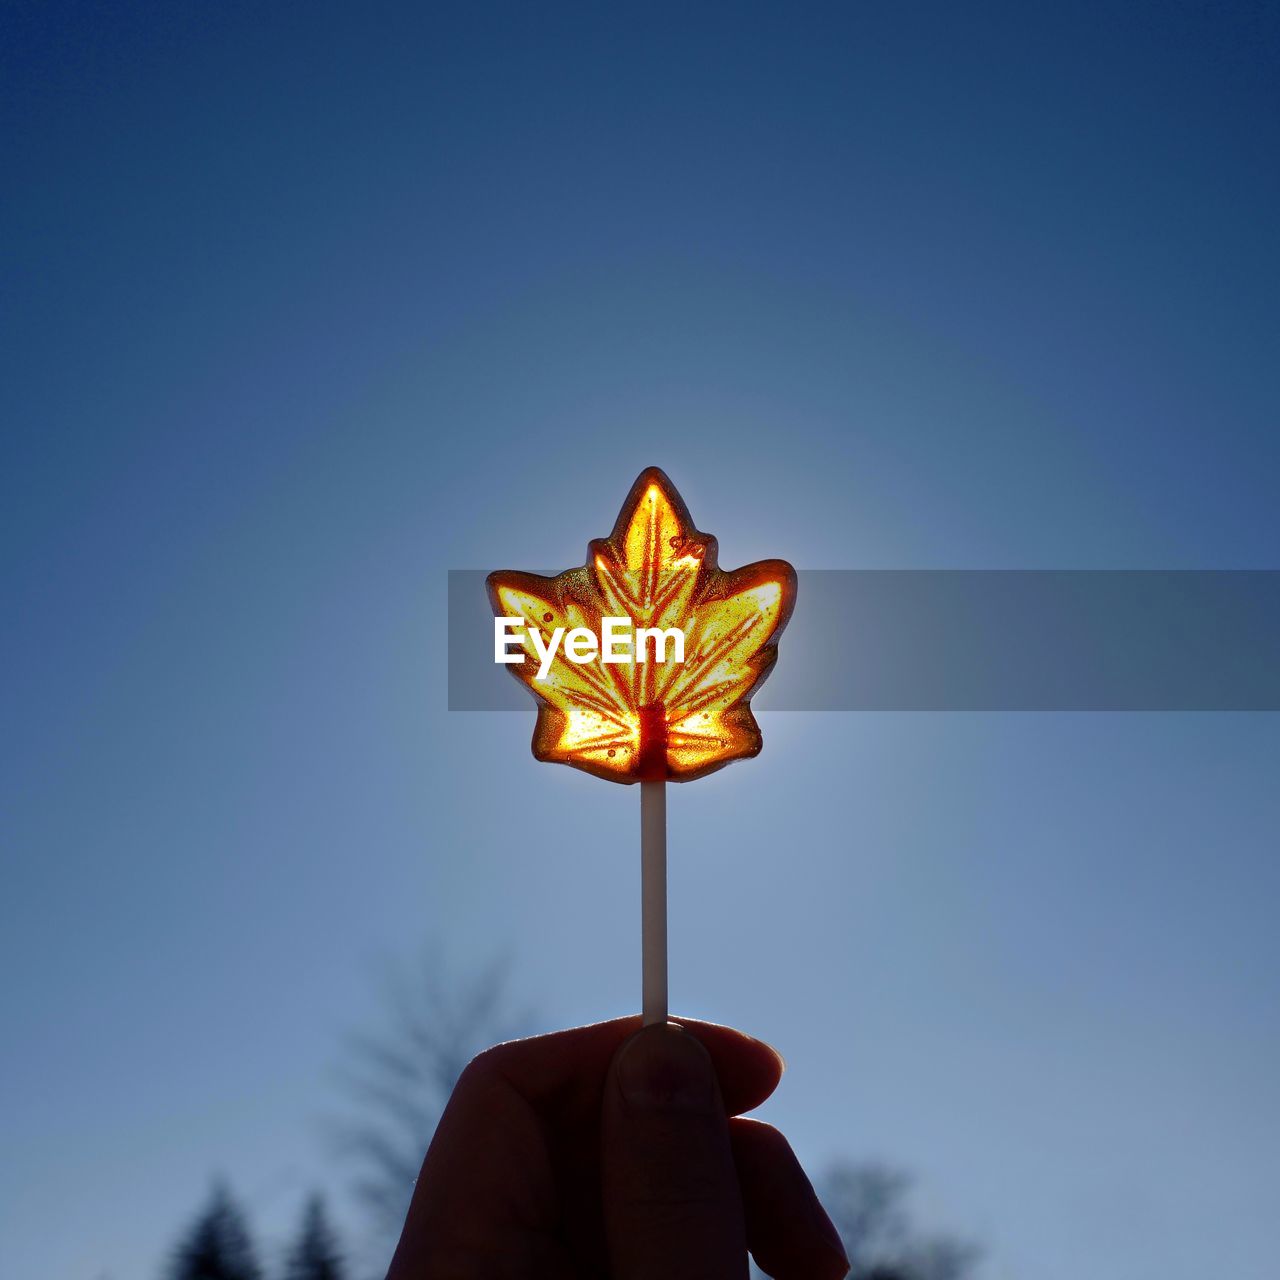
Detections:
[166, 1182, 262, 1280]
[283, 1194, 345, 1280]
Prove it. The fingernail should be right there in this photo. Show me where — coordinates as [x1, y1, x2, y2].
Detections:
[615, 1023, 717, 1111]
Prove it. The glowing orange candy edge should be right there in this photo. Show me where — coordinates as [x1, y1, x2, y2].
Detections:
[486, 467, 798, 784]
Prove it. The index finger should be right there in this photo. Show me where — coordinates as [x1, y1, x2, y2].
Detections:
[475, 1015, 785, 1119]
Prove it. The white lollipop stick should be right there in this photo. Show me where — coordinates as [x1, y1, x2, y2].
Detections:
[641, 779, 668, 1026]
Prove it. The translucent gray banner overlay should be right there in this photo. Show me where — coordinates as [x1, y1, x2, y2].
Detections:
[448, 570, 1280, 711]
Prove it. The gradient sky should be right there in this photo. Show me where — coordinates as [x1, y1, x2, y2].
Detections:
[3, 4, 1279, 1279]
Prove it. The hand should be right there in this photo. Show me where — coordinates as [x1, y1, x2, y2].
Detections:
[386, 1016, 849, 1279]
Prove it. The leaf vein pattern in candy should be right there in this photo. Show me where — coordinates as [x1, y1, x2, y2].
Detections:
[487, 467, 797, 784]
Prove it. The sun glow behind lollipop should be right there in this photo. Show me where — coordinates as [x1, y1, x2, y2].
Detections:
[488, 467, 797, 1022]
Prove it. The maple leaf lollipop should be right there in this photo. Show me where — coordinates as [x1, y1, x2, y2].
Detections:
[488, 467, 796, 1022]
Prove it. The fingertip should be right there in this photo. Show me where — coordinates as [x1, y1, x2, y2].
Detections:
[760, 1036, 786, 1080]
[731, 1117, 850, 1280]
[612, 1022, 718, 1111]
[671, 1016, 786, 1114]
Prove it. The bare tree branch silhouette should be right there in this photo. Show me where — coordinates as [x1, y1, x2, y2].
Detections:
[817, 1161, 981, 1280]
[328, 950, 530, 1248]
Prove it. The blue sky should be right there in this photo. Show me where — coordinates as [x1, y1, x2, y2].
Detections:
[3, 4, 1278, 1278]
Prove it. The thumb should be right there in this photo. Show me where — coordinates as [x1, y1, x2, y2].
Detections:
[601, 1022, 748, 1280]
